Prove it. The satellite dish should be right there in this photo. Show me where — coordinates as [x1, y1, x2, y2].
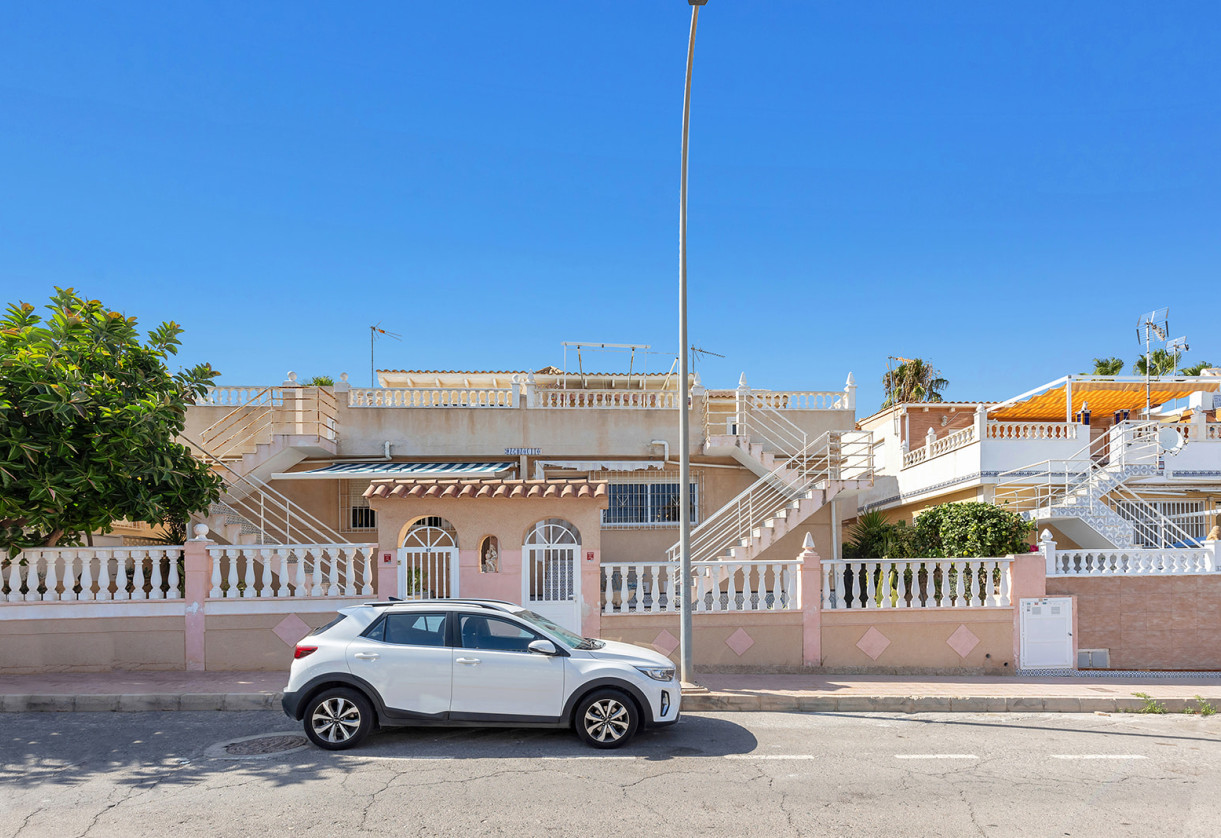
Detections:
[1158, 427, 1185, 453]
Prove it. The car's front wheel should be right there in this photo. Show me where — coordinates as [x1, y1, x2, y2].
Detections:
[304, 687, 374, 750]
[574, 689, 639, 749]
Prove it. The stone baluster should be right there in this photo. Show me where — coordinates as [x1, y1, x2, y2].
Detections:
[41, 551, 58, 602]
[360, 546, 374, 597]
[224, 547, 241, 597]
[256, 547, 272, 597]
[77, 550, 94, 602]
[821, 560, 832, 609]
[833, 561, 846, 610]
[290, 547, 305, 597]
[342, 547, 356, 596]
[167, 549, 181, 599]
[21, 550, 41, 602]
[106, 549, 126, 601]
[209, 547, 223, 598]
[149, 549, 166, 600]
[130, 549, 146, 601]
[601, 566, 612, 614]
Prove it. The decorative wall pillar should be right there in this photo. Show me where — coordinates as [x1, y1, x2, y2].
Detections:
[975, 404, 988, 440]
[735, 373, 749, 435]
[799, 533, 823, 667]
[925, 427, 936, 452]
[844, 372, 856, 412]
[1039, 528, 1057, 576]
[183, 524, 212, 672]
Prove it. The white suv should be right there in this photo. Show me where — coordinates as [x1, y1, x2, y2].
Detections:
[282, 599, 680, 750]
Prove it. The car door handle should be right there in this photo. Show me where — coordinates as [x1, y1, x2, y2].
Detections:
[353, 652, 380, 661]
[456, 657, 481, 665]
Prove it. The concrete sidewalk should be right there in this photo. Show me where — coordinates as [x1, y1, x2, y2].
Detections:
[2, 670, 1220, 714]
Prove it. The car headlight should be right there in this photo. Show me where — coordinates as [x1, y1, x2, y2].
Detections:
[635, 666, 675, 682]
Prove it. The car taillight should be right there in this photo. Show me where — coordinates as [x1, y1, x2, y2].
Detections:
[294, 645, 318, 659]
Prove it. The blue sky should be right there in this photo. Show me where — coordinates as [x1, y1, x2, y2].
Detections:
[2, 2, 1218, 411]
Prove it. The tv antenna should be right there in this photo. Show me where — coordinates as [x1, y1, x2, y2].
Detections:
[1136, 308, 1172, 414]
[370, 322, 402, 388]
[689, 345, 725, 373]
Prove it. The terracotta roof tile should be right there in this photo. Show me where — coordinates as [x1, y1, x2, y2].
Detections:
[364, 478, 609, 503]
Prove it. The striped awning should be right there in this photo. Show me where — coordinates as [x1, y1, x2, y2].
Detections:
[272, 462, 515, 480]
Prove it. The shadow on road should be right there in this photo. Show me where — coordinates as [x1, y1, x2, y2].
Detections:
[0, 711, 757, 791]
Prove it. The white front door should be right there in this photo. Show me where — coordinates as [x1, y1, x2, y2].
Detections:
[524, 542, 580, 632]
[1019, 597, 1074, 669]
[398, 525, 458, 600]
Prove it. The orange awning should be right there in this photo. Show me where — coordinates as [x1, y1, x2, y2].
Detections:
[990, 379, 1220, 421]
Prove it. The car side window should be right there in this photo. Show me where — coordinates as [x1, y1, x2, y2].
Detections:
[364, 613, 448, 647]
[459, 614, 541, 653]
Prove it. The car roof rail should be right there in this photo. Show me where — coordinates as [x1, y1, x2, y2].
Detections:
[360, 598, 518, 610]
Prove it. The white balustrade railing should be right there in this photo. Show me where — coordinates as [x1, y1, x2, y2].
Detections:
[1047, 546, 1216, 576]
[197, 387, 281, 407]
[986, 421, 1078, 441]
[821, 558, 1012, 609]
[537, 389, 677, 409]
[1209, 425, 1221, 441]
[600, 560, 802, 614]
[207, 544, 375, 599]
[931, 426, 975, 457]
[3, 547, 184, 602]
[902, 426, 975, 469]
[749, 391, 848, 411]
[349, 387, 514, 408]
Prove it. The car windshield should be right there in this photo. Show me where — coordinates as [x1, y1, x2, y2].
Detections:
[511, 609, 603, 650]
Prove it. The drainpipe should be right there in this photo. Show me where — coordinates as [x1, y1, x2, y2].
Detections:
[651, 439, 670, 464]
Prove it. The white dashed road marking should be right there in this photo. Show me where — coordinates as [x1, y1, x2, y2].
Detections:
[895, 754, 979, 760]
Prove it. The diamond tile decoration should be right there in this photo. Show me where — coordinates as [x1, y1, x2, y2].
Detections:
[725, 628, 755, 657]
[856, 627, 891, 661]
[652, 629, 679, 656]
[946, 624, 981, 659]
[273, 614, 312, 647]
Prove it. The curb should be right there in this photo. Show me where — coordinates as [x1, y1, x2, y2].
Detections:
[681, 693, 1220, 714]
[2, 692, 1218, 714]
[1, 693, 280, 713]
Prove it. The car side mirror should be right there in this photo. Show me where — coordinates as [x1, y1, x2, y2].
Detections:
[527, 639, 558, 656]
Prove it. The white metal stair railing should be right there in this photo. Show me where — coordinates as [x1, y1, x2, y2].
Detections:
[199, 386, 338, 462]
[199, 387, 284, 460]
[182, 433, 346, 546]
[995, 422, 1197, 549]
[665, 429, 873, 565]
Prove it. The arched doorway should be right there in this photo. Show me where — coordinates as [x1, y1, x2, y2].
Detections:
[523, 519, 581, 631]
[398, 517, 459, 599]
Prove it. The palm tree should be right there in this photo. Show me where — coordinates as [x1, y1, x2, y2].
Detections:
[1132, 349, 1178, 377]
[1180, 361, 1215, 376]
[1089, 357, 1125, 376]
[881, 359, 949, 408]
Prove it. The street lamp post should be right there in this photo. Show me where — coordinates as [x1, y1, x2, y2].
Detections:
[678, 0, 705, 685]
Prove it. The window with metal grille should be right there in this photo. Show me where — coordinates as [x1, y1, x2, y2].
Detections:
[341, 480, 377, 532]
[600, 473, 699, 528]
[1115, 499, 1205, 547]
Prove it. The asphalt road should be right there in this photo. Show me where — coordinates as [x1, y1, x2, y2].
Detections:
[2, 710, 1219, 837]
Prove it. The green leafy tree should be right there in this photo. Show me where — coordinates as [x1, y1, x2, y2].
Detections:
[914, 502, 1034, 558]
[1088, 357, 1125, 376]
[303, 375, 334, 386]
[881, 359, 949, 409]
[1132, 349, 1179, 377]
[0, 288, 223, 553]
[1180, 361, 1214, 376]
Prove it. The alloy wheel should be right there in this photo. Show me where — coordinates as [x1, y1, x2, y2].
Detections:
[583, 698, 631, 743]
[311, 697, 362, 744]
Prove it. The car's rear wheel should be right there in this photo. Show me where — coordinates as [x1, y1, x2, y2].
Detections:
[304, 687, 374, 750]
[574, 689, 639, 749]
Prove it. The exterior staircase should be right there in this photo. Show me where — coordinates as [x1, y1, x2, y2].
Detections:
[667, 395, 873, 564]
[995, 421, 1197, 549]
[180, 386, 344, 546]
